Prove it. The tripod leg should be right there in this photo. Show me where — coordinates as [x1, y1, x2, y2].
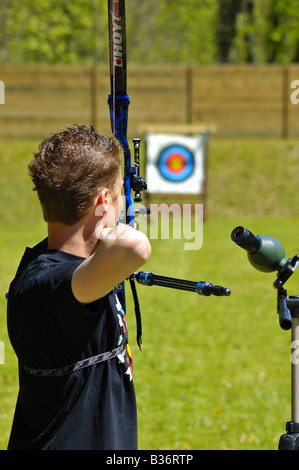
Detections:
[292, 318, 299, 423]
[279, 432, 299, 450]
[279, 318, 299, 449]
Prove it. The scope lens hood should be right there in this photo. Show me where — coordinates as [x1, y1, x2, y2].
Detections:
[231, 226, 262, 254]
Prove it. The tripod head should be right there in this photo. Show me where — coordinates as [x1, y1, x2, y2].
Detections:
[231, 226, 287, 273]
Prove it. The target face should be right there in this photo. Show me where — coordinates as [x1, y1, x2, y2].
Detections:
[157, 145, 195, 182]
[145, 133, 206, 195]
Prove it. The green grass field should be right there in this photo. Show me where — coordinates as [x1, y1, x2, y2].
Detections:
[1, 137, 299, 450]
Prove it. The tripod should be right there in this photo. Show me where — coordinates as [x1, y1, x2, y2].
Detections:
[275, 254, 299, 449]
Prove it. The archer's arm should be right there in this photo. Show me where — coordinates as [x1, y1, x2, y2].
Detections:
[71, 224, 151, 304]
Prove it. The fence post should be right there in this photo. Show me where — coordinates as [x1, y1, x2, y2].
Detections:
[282, 66, 289, 139]
[186, 66, 192, 124]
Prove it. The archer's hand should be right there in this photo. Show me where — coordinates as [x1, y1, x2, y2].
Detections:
[72, 223, 151, 304]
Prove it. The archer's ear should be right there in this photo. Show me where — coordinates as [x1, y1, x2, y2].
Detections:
[96, 187, 109, 206]
[93, 188, 109, 220]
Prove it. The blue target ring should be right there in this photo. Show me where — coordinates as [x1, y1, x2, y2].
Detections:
[157, 145, 195, 182]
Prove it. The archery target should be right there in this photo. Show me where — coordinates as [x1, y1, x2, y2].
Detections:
[145, 133, 206, 194]
[157, 145, 195, 183]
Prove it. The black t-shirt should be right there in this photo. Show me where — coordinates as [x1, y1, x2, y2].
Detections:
[6, 239, 137, 450]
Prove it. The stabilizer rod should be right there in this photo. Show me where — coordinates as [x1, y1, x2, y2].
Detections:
[130, 271, 231, 297]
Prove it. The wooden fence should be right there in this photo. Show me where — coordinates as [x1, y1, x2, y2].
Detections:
[1, 64, 299, 140]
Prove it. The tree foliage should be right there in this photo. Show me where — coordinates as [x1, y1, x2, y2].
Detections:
[1, 0, 299, 64]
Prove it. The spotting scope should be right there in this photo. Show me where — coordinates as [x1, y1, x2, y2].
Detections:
[232, 226, 299, 449]
[231, 226, 287, 273]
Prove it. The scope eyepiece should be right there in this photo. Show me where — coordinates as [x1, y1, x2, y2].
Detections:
[231, 226, 287, 273]
[231, 226, 261, 254]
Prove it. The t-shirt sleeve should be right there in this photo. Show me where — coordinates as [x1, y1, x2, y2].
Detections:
[45, 259, 103, 314]
[31, 258, 107, 337]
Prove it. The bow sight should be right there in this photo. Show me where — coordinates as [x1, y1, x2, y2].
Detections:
[131, 138, 147, 203]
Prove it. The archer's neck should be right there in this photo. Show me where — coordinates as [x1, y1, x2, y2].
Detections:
[47, 218, 99, 258]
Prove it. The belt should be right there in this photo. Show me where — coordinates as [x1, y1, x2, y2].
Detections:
[23, 342, 125, 378]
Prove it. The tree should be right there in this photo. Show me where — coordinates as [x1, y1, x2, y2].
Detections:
[2, 0, 299, 65]
[216, 0, 243, 62]
[3, 0, 108, 64]
[232, 0, 299, 63]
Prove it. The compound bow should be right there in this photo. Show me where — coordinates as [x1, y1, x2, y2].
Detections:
[107, 0, 230, 348]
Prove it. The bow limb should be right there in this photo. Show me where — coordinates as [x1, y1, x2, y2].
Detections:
[108, 0, 134, 226]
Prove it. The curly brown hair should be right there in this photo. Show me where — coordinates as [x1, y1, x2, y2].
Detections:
[28, 125, 121, 225]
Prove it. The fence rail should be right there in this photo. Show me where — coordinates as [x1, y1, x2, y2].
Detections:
[0, 64, 299, 140]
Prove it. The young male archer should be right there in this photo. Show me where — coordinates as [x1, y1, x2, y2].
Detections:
[6, 124, 151, 450]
